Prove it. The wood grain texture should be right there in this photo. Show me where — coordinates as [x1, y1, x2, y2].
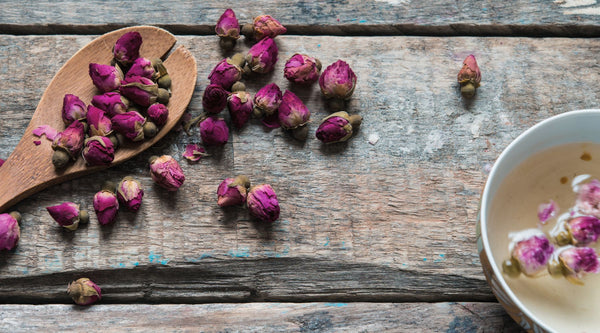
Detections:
[1, 34, 599, 307]
[0, 303, 524, 332]
[1, 1, 600, 36]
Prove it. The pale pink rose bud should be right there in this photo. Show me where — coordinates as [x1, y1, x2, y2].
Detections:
[113, 31, 142, 66]
[253, 83, 282, 118]
[52, 120, 86, 169]
[284, 54, 321, 84]
[87, 106, 113, 137]
[245, 37, 278, 74]
[504, 230, 554, 277]
[576, 179, 600, 217]
[247, 184, 280, 223]
[217, 176, 250, 207]
[117, 176, 144, 212]
[93, 183, 119, 225]
[149, 155, 185, 191]
[67, 278, 101, 305]
[549, 246, 600, 284]
[89, 63, 123, 92]
[457, 55, 481, 98]
[62, 94, 87, 125]
[537, 200, 558, 224]
[0, 212, 20, 251]
[566, 216, 600, 246]
[126, 57, 155, 79]
[243, 15, 287, 40]
[46, 202, 88, 231]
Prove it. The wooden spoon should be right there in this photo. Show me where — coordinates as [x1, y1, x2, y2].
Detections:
[0, 26, 197, 213]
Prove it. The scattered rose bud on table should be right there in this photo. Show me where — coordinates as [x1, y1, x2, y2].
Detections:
[202, 84, 229, 114]
[67, 278, 101, 306]
[316, 111, 362, 144]
[278, 90, 310, 140]
[247, 184, 280, 223]
[253, 83, 282, 119]
[0, 212, 20, 251]
[241, 15, 287, 40]
[228, 83, 253, 129]
[215, 8, 240, 50]
[93, 182, 119, 225]
[199, 117, 229, 146]
[284, 53, 321, 84]
[208, 57, 243, 91]
[149, 155, 185, 191]
[319, 60, 357, 111]
[217, 175, 250, 207]
[457, 54, 481, 98]
[46, 202, 89, 231]
[117, 176, 144, 212]
[244, 37, 278, 74]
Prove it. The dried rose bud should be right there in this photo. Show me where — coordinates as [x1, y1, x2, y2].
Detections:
[113, 31, 142, 66]
[284, 54, 321, 84]
[62, 94, 87, 125]
[0, 212, 20, 251]
[147, 103, 169, 127]
[46, 202, 89, 231]
[247, 184, 280, 223]
[117, 176, 144, 212]
[457, 55, 481, 98]
[538, 200, 558, 224]
[245, 37, 278, 74]
[82, 136, 114, 166]
[202, 84, 229, 114]
[216, 9, 240, 50]
[87, 106, 113, 137]
[565, 216, 600, 246]
[208, 58, 243, 90]
[126, 57, 155, 79]
[217, 175, 250, 207]
[52, 120, 86, 169]
[319, 60, 357, 106]
[89, 63, 123, 92]
[242, 15, 287, 40]
[0, 158, 4, 167]
[504, 230, 554, 277]
[199, 117, 229, 146]
[576, 179, 600, 217]
[316, 111, 362, 144]
[149, 155, 185, 191]
[67, 278, 101, 306]
[278, 90, 310, 134]
[183, 143, 209, 162]
[253, 83, 282, 118]
[112, 111, 150, 142]
[91, 92, 129, 118]
[228, 90, 253, 129]
[93, 182, 119, 225]
[120, 76, 169, 107]
[151, 58, 171, 89]
[549, 246, 600, 284]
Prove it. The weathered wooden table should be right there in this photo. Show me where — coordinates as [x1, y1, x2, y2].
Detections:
[2, 1, 599, 331]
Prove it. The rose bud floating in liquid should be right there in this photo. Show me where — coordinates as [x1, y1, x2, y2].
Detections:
[502, 229, 554, 278]
[548, 246, 600, 285]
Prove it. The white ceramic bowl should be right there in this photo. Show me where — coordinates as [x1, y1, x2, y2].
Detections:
[478, 109, 600, 333]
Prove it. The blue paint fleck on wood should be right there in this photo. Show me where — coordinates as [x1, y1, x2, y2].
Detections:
[324, 303, 348, 307]
[148, 251, 170, 265]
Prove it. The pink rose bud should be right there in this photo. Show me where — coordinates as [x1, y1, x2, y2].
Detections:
[245, 37, 278, 74]
[87, 106, 113, 137]
[52, 120, 85, 168]
[62, 94, 87, 125]
[183, 144, 209, 162]
[576, 179, 600, 217]
[208, 58, 243, 90]
[149, 155, 185, 191]
[216, 9, 240, 41]
[82, 136, 115, 166]
[0, 212, 20, 251]
[319, 60, 357, 101]
[247, 184, 280, 223]
[119, 76, 166, 107]
[202, 84, 229, 114]
[199, 117, 229, 146]
[113, 31, 142, 66]
[566, 216, 600, 246]
[457, 54, 481, 98]
[112, 111, 146, 142]
[253, 83, 282, 117]
[147, 103, 169, 127]
[316, 111, 362, 144]
[217, 175, 250, 207]
[506, 230, 554, 277]
[91, 92, 129, 118]
[0, 158, 4, 167]
[117, 176, 144, 212]
[228, 91, 253, 129]
[284, 54, 321, 84]
[550, 246, 600, 284]
[126, 57, 155, 79]
[278, 90, 310, 130]
[537, 200, 558, 224]
[67, 277, 101, 306]
[249, 15, 287, 40]
[93, 183, 119, 225]
[46, 202, 88, 231]
[89, 63, 123, 92]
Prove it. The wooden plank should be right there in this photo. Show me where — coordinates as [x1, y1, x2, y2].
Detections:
[1, 1, 600, 36]
[0, 303, 524, 332]
[1, 35, 599, 302]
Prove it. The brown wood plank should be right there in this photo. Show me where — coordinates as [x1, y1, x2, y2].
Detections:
[1, 35, 599, 303]
[0, 303, 524, 332]
[1, 1, 600, 36]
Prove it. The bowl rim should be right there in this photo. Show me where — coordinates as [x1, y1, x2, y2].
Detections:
[480, 108, 600, 333]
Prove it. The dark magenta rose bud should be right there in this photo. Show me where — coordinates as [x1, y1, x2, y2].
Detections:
[62, 94, 87, 125]
[216, 9, 240, 40]
[566, 216, 600, 246]
[87, 106, 113, 137]
[82, 136, 115, 166]
[316, 111, 362, 144]
[46, 202, 88, 231]
[253, 83, 282, 117]
[117, 176, 144, 212]
[91, 92, 129, 118]
[199, 117, 229, 145]
[183, 144, 209, 162]
[52, 120, 85, 166]
[319, 60, 357, 100]
[147, 103, 169, 127]
[0, 212, 20, 251]
[149, 155, 185, 191]
[208, 58, 243, 90]
[247, 184, 280, 223]
[126, 57, 155, 79]
[245, 37, 278, 74]
[113, 31, 142, 66]
[119, 76, 163, 107]
[457, 54, 481, 98]
[284, 54, 321, 84]
[228, 91, 253, 129]
[93, 187, 119, 225]
[0, 158, 4, 167]
[507, 230, 554, 277]
[277, 90, 310, 130]
[251, 15, 287, 40]
[89, 63, 123, 92]
[67, 278, 101, 306]
[217, 175, 250, 207]
[202, 84, 229, 114]
[112, 111, 146, 142]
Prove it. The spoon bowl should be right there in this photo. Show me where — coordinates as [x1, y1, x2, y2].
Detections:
[0, 26, 197, 212]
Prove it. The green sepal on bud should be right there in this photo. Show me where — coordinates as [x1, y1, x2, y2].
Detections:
[142, 121, 158, 139]
[157, 88, 170, 105]
[229, 175, 251, 189]
[8, 211, 22, 223]
[52, 149, 71, 169]
[502, 257, 521, 278]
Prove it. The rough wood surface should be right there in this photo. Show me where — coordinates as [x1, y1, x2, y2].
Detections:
[0, 302, 524, 332]
[1, 1, 600, 36]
